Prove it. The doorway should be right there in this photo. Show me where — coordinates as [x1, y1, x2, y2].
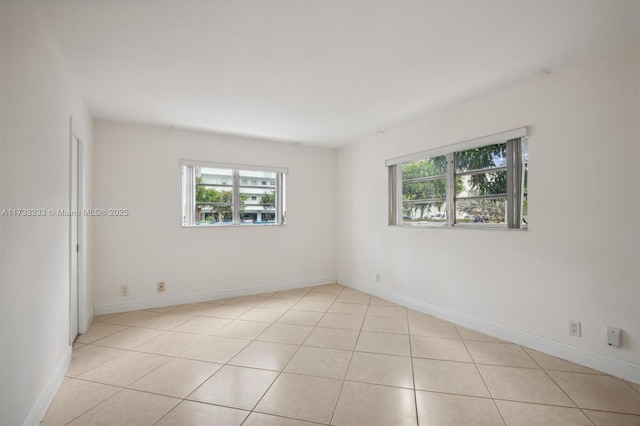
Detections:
[69, 133, 80, 344]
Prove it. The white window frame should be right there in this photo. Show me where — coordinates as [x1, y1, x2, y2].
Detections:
[387, 127, 528, 229]
[181, 160, 287, 227]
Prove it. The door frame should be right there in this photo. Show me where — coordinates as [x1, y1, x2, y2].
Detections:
[69, 118, 84, 344]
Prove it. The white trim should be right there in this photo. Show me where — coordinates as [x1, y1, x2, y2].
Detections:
[181, 159, 288, 174]
[339, 277, 640, 384]
[23, 347, 72, 426]
[385, 126, 528, 166]
[93, 276, 336, 315]
[80, 306, 94, 334]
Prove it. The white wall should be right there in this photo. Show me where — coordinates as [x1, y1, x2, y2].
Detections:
[0, 2, 93, 425]
[92, 120, 336, 312]
[337, 44, 640, 382]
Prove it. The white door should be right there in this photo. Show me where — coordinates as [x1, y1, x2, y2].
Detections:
[70, 135, 80, 344]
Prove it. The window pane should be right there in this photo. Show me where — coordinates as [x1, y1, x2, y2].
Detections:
[239, 170, 276, 224]
[457, 171, 507, 197]
[455, 143, 506, 172]
[195, 167, 233, 224]
[402, 179, 446, 201]
[402, 157, 446, 180]
[403, 201, 447, 225]
[455, 198, 506, 224]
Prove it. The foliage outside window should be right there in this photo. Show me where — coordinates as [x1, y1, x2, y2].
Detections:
[182, 161, 286, 226]
[387, 128, 528, 229]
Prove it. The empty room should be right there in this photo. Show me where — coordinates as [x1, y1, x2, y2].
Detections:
[1, 1, 639, 425]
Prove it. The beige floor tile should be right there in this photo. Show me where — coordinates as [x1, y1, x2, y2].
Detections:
[145, 304, 182, 313]
[135, 313, 194, 330]
[103, 310, 160, 326]
[76, 323, 126, 344]
[129, 358, 221, 398]
[276, 310, 324, 326]
[172, 316, 231, 334]
[257, 323, 313, 345]
[524, 348, 605, 374]
[466, 341, 539, 368]
[156, 400, 249, 426]
[407, 309, 438, 321]
[410, 335, 472, 362]
[346, 352, 413, 388]
[416, 391, 505, 426]
[409, 318, 460, 339]
[302, 292, 339, 302]
[72, 342, 86, 350]
[369, 296, 396, 305]
[171, 303, 225, 316]
[188, 365, 279, 410]
[335, 293, 371, 304]
[362, 315, 408, 334]
[255, 373, 342, 424]
[178, 335, 251, 363]
[243, 412, 323, 426]
[628, 381, 640, 393]
[92, 327, 165, 350]
[583, 409, 640, 426]
[456, 325, 505, 342]
[257, 298, 298, 310]
[202, 304, 252, 319]
[78, 351, 170, 386]
[273, 288, 312, 298]
[229, 340, 298, 370]
[213, 319, 270, 339]
[478, 365, 575, 406]
[304, 327, 360, 350]
[238, 307, 287, 322]
[331, 381, 417, 426]
[285, 346, 352, 380]
[317, 313, 364, 330]
[92, 313, 120, 323]
[67, 389, 179, 426]
[66, 345, 127, 377]
[495, 400, 593, 426]
[41, 378, 121, 425]
[292, 299, 334, 312]
[225, 295, 269, 306]
[413, 358, 490, 397]
[366, 304, 407, 319]
[328, 302, 369, 316]
[132, 331, 207, 356]
[355, 331, 411, 356]
[548, 371, 640, 414]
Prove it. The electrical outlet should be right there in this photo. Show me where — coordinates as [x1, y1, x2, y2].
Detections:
[568, 320, 581, 337]
[120, 285, 129, 296]
[376, 273, 381, 283]
[157, 281, 165, 292]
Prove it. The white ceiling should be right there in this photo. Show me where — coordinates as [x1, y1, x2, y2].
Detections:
[35, 0, 638, 147]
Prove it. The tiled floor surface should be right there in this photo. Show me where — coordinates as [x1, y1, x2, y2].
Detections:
[43, 284, 640, 425]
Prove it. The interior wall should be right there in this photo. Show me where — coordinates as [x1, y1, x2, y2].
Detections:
[337, 44, 640, 380]
[92, 120, 336, 312]
[0, 2, 93, 425]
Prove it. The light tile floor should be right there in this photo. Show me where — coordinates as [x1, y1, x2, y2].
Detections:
[43, 284, 640, 425]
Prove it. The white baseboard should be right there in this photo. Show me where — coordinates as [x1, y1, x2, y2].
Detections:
[23, 346, 71, 426]
[93, 275, 337, 316]
[80, 307, 94, 334]
[340, 278, 640, 384]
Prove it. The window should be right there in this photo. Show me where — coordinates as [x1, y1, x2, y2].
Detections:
[182, 161, 287, 226]
[387, 127, 528, 229]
